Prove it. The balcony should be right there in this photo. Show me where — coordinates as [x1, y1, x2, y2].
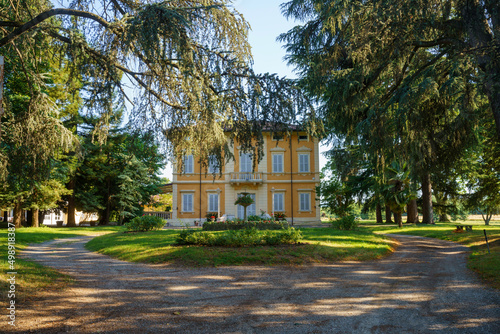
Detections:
[230, 172, 263, 185]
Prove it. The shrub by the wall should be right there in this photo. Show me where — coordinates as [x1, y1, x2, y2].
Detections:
[203, 220, 289, 231]
[125, 215, 165, 232]
[176, 228, 302, 247]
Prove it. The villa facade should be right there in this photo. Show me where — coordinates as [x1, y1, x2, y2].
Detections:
[169, 130, 321, 226]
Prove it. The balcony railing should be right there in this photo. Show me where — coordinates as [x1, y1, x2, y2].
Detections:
[230, 172, 263, 184]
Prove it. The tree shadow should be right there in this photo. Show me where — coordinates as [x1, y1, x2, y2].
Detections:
[9, 235, 500, 333]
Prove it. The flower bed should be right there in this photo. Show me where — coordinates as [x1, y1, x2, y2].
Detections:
[202, 220, 290, 231]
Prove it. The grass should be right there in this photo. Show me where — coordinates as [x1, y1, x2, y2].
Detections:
[362, 221, 500, 289]
[0, 225, 123, 303]
[85, 227, 395, 267]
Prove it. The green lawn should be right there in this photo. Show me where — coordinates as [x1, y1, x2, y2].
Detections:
[363, 221, 500, 289]
[85, 227, 395, 267]
[0, 226, 123, 303]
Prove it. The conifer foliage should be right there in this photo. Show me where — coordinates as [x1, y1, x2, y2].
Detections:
[280, 0, 499, 223]
[1, 0, 315, 168]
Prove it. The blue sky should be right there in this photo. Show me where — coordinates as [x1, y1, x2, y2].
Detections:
[232, 0, 297, 78]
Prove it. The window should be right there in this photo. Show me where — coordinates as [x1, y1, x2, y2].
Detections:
[183, 155, 194, 174]
[182, 193, 194, 212]
[237, 193, 256, 218]
[272, 133, 283, 141]
[273, 193, 284, 212]
[299, 193, 311, 211]
[208, 193, 219, 212]
[299, 153, 310, 173]
[54, 211, 62, 220]
[208, 155, 219, 174]
[298, 134, 309, 141]
[240, 152, 252, 172]
[272, 154, 283, 173]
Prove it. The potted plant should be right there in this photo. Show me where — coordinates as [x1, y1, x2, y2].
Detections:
[235, 194, 254, 221]
[274, 212, 286, 221]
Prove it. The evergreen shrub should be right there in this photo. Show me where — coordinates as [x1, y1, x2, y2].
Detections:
[176, 228, 302, 247]
[125, 215, 165, 232]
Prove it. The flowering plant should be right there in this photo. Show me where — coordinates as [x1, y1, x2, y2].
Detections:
[235, 194, 254, 206]
[274, 212, 286, 220]
[205, 212, 218, 222]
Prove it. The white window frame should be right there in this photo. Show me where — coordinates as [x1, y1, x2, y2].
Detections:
[273, 193, 284, 212]
[54, 211, 62, 220]
[299, 193, 311, 211]
[208, 155, 219, 174]
[298, 153, 310, 173]
[208, 193, 219, 212]
[240, 152, 252, 173]
[272, 153, 284, 173]
[182, 193, 194, 212]
[183, 155, 194, 174]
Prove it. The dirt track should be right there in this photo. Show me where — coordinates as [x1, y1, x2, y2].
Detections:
[9, 234, 500, 333]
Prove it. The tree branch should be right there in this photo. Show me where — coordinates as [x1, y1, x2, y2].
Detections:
[0, 21, 23, 27]
[0, 8, 111, 47]
[410, 38, 457, 48]
[110, 0, 127, 16]
[46, 30, 185, 110]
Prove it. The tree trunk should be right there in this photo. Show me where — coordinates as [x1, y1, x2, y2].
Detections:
[100, 204, 110, 225]
[3, 210, 7, 223]
[385, 204, 393, 224]
[38, 210, 45, 226]
[406, 199, 419, 224]
[482, 211, 492, 226]
[421, 172, 434, 224]
[66, 179, 76, 227]
[439, 213, 450, 222]
[394, 211, 403, 228]
[376, 203, 383, 224]
[27, 210, 33, 226]
[33, 209, 39, 227]
[13, 202, 22, 228]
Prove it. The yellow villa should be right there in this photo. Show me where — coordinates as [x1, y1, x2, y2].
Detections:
[168, 127, 320, 226]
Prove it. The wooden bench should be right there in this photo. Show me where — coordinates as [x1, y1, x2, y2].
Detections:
[455, 225, 473, 232]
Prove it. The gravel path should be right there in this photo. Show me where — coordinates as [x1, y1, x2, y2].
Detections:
[11, 234, 500, 333]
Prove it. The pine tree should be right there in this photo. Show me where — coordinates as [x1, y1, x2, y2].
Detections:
[1, 0, 315, 169]
[279, 0, 492, 224]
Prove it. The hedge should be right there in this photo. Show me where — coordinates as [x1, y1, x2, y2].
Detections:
[176, 228, 302, 247]
[202, 220, 290, 231]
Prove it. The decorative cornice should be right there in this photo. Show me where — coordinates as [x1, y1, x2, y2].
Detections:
[296, 146, 312, 152]
[270, 147, 286, 152]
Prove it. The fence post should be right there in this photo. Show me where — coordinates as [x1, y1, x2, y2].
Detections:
[484, 229, 491, 255]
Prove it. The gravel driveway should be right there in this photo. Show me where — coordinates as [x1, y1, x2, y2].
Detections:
[12, 234, 500, 333]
